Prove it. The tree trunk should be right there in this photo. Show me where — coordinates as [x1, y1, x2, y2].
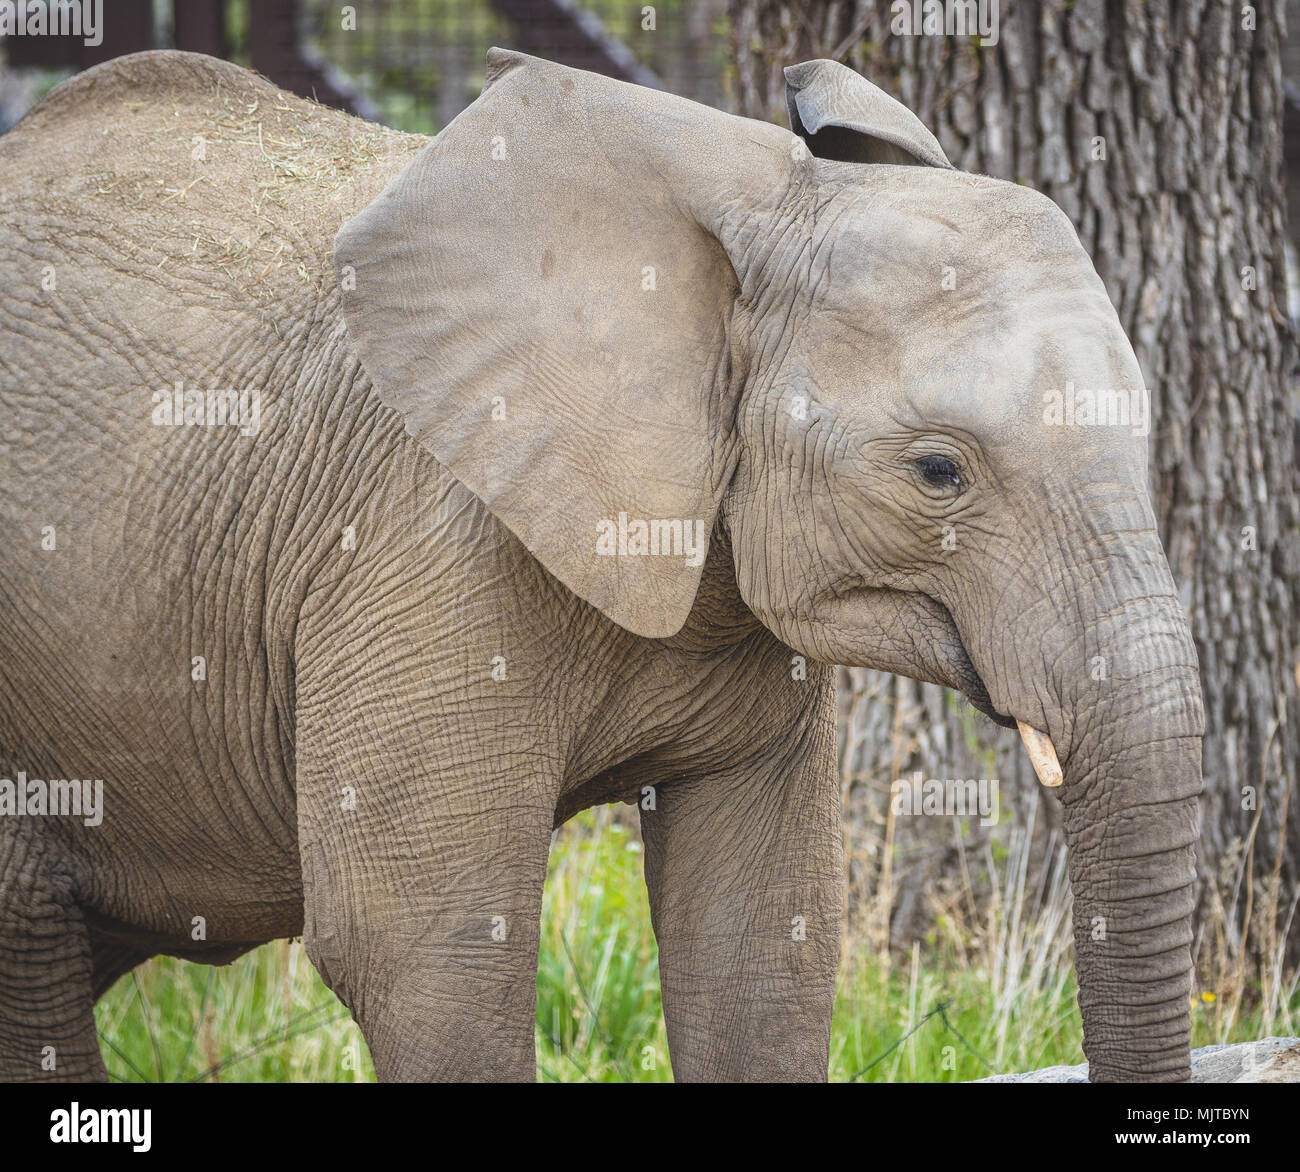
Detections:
[728, 0, 1300, 980]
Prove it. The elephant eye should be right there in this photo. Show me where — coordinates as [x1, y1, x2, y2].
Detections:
[915, 454, 964, 492]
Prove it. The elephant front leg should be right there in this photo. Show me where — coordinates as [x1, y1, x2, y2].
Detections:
[297, 780, 553, 1081]
[640, 722, 843, 1082]
[294, 666, 556, 1081]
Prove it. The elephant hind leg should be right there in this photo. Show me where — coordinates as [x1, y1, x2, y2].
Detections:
[0, 835, 105, 1081]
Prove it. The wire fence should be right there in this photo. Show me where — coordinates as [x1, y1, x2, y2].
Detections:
[296, 0, 731, 134]
[0, 0, 731, 134]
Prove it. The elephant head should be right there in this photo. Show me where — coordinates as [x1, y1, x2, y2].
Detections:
[335, 50, 1203, 1082]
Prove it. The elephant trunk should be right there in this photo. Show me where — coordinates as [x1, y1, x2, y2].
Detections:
[1053, 587, 1203, 1082]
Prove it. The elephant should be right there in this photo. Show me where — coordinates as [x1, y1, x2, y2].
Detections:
[0, 46, 1203, 1083]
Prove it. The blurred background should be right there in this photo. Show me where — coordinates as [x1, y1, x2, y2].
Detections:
[2, 0, 1297, 1081]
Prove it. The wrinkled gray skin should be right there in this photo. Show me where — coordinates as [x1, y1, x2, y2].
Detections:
[0, 49, 1202, 1082]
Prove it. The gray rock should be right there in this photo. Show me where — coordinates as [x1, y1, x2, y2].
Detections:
[973, 1037, 1300, 1083]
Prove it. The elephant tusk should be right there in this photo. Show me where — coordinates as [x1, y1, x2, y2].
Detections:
[1016, 720, 1063, 788]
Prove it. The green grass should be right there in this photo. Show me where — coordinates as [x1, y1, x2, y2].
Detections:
[94, 806, 1297, 1082]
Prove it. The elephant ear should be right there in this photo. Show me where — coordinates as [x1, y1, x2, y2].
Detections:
[335, 49, 789, 638]
[784, 59, 952, 168]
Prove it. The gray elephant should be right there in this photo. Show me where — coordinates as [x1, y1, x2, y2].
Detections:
[0, 47, 1201, 1082]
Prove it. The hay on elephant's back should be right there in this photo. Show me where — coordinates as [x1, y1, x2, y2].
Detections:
[24, 51, 425, 306]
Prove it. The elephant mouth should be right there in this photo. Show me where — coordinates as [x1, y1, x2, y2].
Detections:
[936, 602, 1018, 731]
[795, 582, 1018, 730]
[933, 597, 1065, 788]
[955, 653, 1018, 730]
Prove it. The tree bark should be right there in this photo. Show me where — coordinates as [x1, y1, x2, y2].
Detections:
[728, 0, 1300, 977]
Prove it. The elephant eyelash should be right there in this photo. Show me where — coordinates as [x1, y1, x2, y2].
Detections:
[914, 454, 965, 493]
